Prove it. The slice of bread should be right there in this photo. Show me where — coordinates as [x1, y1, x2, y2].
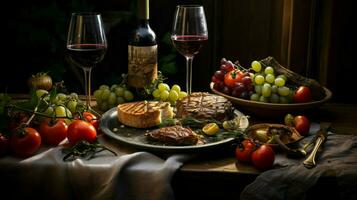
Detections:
[117, 101, 174, 128]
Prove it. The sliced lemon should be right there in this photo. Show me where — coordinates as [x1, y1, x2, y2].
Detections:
[202, 123, 220, 136]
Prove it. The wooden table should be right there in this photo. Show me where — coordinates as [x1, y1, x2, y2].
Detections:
[6, 94, 357, 199]
[172, 103, 357, 199]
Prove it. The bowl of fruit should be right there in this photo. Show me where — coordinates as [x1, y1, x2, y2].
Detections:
[210, 57, 332, 118]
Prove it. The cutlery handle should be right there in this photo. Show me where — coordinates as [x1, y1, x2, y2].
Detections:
[303, 136, 324, 169]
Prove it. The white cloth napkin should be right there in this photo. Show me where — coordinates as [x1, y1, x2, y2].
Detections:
[240, 124, 357, 200]
[0, 135, 193, 200]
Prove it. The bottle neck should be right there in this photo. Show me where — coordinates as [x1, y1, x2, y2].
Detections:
[137, 0, 149, 20]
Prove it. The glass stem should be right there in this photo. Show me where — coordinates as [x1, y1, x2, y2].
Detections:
[186, 56, 194, 95]
[83, 67, 92, 109]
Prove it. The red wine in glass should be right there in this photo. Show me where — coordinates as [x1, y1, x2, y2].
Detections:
[171, 5, 208, 94]
[171, 35, 208, 57]
[67, 44, 107, 68]
[66, 13, 107, 114]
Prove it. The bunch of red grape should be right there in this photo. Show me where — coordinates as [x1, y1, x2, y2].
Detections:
[211, 58, 253, 99]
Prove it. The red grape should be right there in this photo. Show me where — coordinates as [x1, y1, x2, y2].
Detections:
[214, 70, 225, 80]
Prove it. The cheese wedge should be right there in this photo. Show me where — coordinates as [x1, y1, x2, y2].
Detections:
[117, 101, 174, 128]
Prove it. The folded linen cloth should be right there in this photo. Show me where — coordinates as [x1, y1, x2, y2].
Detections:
[0, 135, 193, 200]
[240, 124, 357, 200]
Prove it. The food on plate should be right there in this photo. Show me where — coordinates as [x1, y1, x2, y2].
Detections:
[245, 123, 302, 146]
[145, 125, 200, 146]
[176, 92, 234, 121]
[117, 101, 174, 128]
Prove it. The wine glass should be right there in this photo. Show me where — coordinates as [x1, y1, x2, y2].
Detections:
[66, 12, 107, 113]
[171, 5, 208, 95]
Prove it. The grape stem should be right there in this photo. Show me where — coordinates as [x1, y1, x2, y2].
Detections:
[233, 63, 248, 71]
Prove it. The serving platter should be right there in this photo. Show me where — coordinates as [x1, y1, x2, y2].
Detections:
[100, 107, 248, 153]
[210, 82, 332, 118]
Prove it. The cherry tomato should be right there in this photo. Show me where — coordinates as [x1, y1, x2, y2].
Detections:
[251, 144, 275, 170]
[0, 133, 10, 156]
[293, 86, 312, 103]
[224, 70, 244, 88]
[294, 115, 310, 136]
[10, 127, 42, 157]
[38, 119, 68, 145]
[235, 139, 256, 163]
[83, 112, 100, 130]
[67, 120, 97, 146]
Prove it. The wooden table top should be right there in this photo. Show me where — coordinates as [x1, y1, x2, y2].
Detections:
[180, 103, 357, 174]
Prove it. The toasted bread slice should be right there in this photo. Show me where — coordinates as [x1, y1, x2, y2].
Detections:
[117, 101, 174, 128]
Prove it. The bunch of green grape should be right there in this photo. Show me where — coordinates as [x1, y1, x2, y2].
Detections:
[250, 61, 294, 103]
[35, 89, 85, 119]
[93, 84, 134, 111]
[152, 83, 187, 105]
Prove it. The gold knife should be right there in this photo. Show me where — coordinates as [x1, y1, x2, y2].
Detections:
[303, 122, 331, 169]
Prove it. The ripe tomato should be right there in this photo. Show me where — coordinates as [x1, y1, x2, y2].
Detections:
[10, 127, 42, 157]
[83, 112, 99, 130]
[38, 119, 68, 145]
[251, 144, 275, 170]
[67, 120, 97, 146]
[294, 115, 310, 136]
[235, 139, 256, 163]
[293, 86, 312, 103]
[0, 133, 10, 156]
[224, 70, 244, 88]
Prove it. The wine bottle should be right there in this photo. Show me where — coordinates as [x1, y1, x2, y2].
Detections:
[128, 0, 157, 89]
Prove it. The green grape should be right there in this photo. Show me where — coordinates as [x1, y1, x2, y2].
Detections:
[93, 89, 102, 100]
[254, 75, 265, 85]
[277, 74, 287, 81]
[0, 93, 4, 100]
[114, 87, 125, 97]
[271, 85, 278, 93]
[262, 83, 272, 97]
[254, 85, 262, 94]
[124, 90, 134, 101]
[99, 85, 110, 90]
[270, 93, 280, 103]
[251, 61, 262, 72]
[160, 90, 169, 101]
[55, 105, 72, 118]
[250, 93, 260, 101]
[36, 89, 49, 100]
[158, 83, 170, 92]
[116, 96, 125, 104]
[110, 84, 118, 91]
[278, 86, 290, 96]
[265, 74, 275, 84]
[101, 89, 111, 100]
[69, 92, 79, 100]
[279, 96, 289, 104]
[171, 85, 181, 93]
[57, 93, 67, 101]
[67, 100, 78, 114]
[264, 66, 274, 74]
[259, 96, 269, 103]
[43, 106, 54, 116]
[108, 92, 117, 105]
[152, 89, 161, 99]
[169, 90, 179, 102]
[178, 91, 188, 100]
[275, 77, 285, 87]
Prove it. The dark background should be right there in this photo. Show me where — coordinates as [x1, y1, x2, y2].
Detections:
[2, 0, 356, 103]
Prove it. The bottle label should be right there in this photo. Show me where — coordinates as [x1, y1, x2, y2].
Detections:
[128, 45, 158, 88]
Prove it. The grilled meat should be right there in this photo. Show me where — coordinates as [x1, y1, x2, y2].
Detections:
[176, 92, 233, 121]
[145, 125, 199, 146]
